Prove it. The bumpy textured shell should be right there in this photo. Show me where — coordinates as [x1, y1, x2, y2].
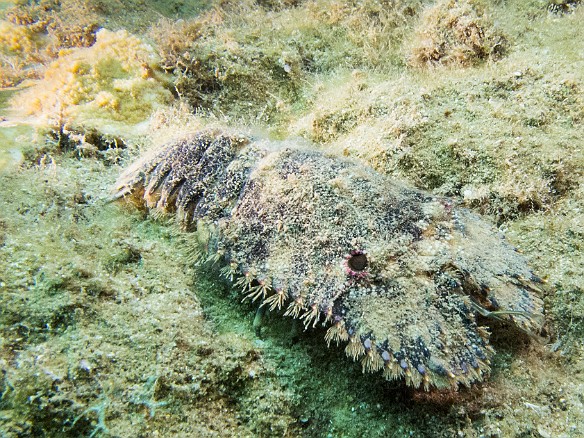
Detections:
[115, 131, 544, 390]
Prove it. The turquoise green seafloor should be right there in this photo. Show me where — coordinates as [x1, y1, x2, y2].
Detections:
[1, 0, 583, 437]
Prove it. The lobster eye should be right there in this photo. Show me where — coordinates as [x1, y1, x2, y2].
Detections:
[348, 253, 368, 272]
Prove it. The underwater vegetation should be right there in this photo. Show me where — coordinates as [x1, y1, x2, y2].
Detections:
[0, 0, 211, 87]
[0, 0, 583, 436]
[150, 0, 428, 124]
[16, 28, 173, 131]
[0, 0, 100, 87]
[407, 0, 507, 67]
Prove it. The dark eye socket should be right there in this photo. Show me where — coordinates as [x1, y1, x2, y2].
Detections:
[348, 253, 368, 271]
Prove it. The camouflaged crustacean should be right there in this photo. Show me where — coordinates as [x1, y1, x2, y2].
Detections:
[115, 130, 544, 391]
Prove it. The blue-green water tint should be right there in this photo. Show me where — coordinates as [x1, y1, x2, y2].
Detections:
[0, 90, 31, 173]
[1, 0, 583, 435]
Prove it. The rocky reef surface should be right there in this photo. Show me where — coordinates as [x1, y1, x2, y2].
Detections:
[0, 0, 582, 436]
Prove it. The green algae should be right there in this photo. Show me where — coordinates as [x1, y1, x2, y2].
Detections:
[150, 0, 427, 129]
[1, 0, 584, 436]
[0, 150, 289, 436]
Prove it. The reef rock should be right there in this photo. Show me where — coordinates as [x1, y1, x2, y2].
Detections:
[115, 130, 544, 390]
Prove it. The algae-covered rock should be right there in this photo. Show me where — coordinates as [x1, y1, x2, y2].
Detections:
[407, 0, 507, 67]
[2, 0, 583, 435]
[0, 0, 213, 87]
[116, 130, 544, 391]
[15, 28, 173, 131]
[149, 0, 426, 125]
[0, 20, 48, 86]
[0, 0, 102, 87]
[0, 149, 297, 437]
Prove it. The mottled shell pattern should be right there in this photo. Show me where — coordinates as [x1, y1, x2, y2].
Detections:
[115, 130, 544, 391]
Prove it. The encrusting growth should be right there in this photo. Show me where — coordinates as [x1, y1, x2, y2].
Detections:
[115, 130, 545, 391]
